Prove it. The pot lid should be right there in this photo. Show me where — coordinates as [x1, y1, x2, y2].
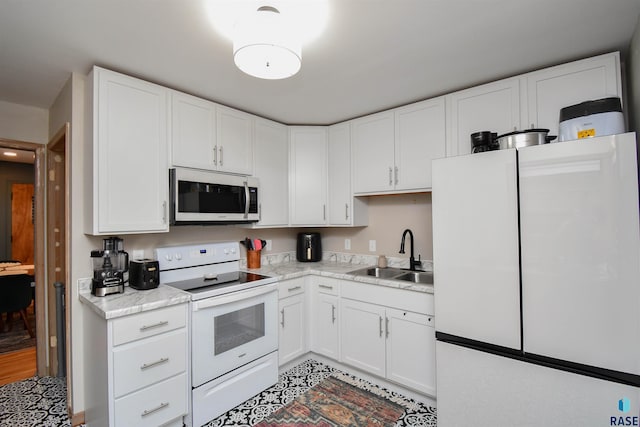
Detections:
[497, 128, 550, 138]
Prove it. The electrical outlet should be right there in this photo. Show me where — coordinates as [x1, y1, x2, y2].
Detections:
[132, 249, 144, 260]
[344, 239, 351, 250]
[369, 240, 376, 252]
[265, 239, 273, 251]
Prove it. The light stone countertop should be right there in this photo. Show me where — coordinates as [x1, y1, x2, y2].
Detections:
[78, 258, 433, 320]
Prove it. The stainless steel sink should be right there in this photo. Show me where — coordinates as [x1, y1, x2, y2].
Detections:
[349, 266, 406, 279]
[394, 271, 433, 285]
[348, 266, 433, 285]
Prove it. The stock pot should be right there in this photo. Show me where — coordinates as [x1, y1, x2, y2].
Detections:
[496, 128, 557, 149]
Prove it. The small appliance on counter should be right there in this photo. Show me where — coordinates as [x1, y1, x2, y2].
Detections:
[90, 237, 129, 296]
[129, 259, 160, 290]
[558, 97, 625, 142]
[296, 232, 322, 262]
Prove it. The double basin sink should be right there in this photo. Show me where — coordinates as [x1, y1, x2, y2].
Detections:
[348, 266, 433, 285]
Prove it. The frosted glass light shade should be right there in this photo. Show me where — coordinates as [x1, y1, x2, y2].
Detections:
[233, 6, 302, 80]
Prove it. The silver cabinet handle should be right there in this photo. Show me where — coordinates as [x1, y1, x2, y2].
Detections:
[219, 146, 223, 166]
[140, 320, 169, 331]
[280, 308, 285, 327]
[213, 146, 218, 165]
[388, 167, 393, 186]
[332, 304, 336, 324]
[379, 316, 383, 337]
[323, 204, 326, 221]
[345, 203, 349, 220]
[318, 284, 333, 290]
[385, 317, 390, 338]
[140, 357, 169, 370]
[258, 203, 262, 221]
[162, 201, 167, 224]
[288, 286, 302, 292]
[141, 402, 169, 417]
[394, 166, 398, 185]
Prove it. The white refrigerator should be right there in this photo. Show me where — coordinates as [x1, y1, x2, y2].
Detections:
[432, 133, 640, 426]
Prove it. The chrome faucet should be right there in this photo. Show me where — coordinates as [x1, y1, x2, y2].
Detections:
[399, 228, 421, 271]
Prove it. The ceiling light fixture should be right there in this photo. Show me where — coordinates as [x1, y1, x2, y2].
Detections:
[233, 5, 301, 79]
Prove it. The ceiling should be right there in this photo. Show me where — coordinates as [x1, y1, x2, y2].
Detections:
[1, 0, 639, 125]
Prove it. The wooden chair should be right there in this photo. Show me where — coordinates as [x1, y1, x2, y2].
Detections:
[0, 274, 34, 337]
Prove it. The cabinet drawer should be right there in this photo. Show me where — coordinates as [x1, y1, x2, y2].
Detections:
[342, 282, 434, 315]
[112, 304, 187, 346]
[278, 277, 305, 299]
[115, 372, 187, 427]
[113, 329, 187, 397]
[314, 277, 339, 295]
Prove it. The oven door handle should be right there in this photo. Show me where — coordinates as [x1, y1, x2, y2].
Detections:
[192, 283, 277, 311]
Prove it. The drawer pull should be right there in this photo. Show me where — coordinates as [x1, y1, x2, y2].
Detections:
[331, 305, 336, 324]
[319, 284, 333, 290]
[385, 317, 390, 338]
[139, 320, 169, 332]
[238, 353, 247, 358]
[379, 316, 383, 337]
[141, 401, 169, 417]
[140, 357, 169, 370]
[287, 286, 302, 292]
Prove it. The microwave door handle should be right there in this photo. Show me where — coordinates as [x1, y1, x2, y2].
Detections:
[243, 181, 249, 219]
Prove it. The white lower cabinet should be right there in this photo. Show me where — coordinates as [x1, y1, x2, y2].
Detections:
[84, 304, 189, 427]
[339, 282, 436, 396]
[278, 278, 306, 365]
[309, 278, 340, 359]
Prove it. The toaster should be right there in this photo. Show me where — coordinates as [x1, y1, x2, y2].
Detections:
[129, 259, 160, 290]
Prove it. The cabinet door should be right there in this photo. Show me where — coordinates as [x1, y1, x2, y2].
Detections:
[386, 308, 436, 395]
[289, 126, 328, 225]
[352, 111, 395, 194]
[328, 122, 352, 225]
[395, 97, 446, 190]
[278, 294, 305, 366]
[446, 77, 521, 157]
[253, 118, 289, 226]
[216, 105, 253, 175]
[170, 91, 216, 170]
[92, 67, 169, 234]
[527, 52, 621, 137]
[311, 292, 339, 360]
[340, 299, 386, 377]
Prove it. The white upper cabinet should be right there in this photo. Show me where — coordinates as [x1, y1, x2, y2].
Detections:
[446, 77, 521, 157]
[351, 111, 396, 194]
[170, 91, 216, 170]
[216, 105, 254, 175]
[526, 52, 621, 138]
[352, 98, 446, 194]
[289, 126, 328, 226]
[394, 97, 446, 190]
[169, 93, 253, 175]
[86, 66, 169, 235]
[328, 122, 367, 226]
[253, 118, 289, 227]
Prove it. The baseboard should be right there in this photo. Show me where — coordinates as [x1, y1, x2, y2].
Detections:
[279, 352, 437, 408]
[70, 409, 84, 426]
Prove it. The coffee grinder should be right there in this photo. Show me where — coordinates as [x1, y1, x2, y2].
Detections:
[90, 237, 129, 296]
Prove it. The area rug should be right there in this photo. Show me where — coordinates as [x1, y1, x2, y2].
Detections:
[0, 309, 36, 354]
[254, 375, 405, 427]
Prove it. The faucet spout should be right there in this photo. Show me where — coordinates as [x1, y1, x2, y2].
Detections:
[399, 229, 421, 271]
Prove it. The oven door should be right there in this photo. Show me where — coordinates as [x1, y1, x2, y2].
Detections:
[191, 283, 277, 387]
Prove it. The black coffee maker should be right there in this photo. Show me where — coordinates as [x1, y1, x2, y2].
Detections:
[91, 237, 129, 297]
[470, 131, 499, 153]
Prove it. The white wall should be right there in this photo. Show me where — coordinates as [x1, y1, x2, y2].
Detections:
[0, 100, 48, 144]
[629, 15, 640, 134]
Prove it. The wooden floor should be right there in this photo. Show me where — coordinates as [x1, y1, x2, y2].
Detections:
[0, 346, 36, 386]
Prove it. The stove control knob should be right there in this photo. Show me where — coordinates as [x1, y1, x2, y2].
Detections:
[165, 254, 172, 261]
[175, 253, 182, 260]
[230, 247, 236, 254]
[223, 248, 229, 255]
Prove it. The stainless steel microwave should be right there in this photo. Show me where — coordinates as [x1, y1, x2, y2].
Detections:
[169, 168, 259, 225]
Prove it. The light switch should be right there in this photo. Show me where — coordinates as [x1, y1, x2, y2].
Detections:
[344, 239, 351, 250]
[369, 240, 376, 252]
